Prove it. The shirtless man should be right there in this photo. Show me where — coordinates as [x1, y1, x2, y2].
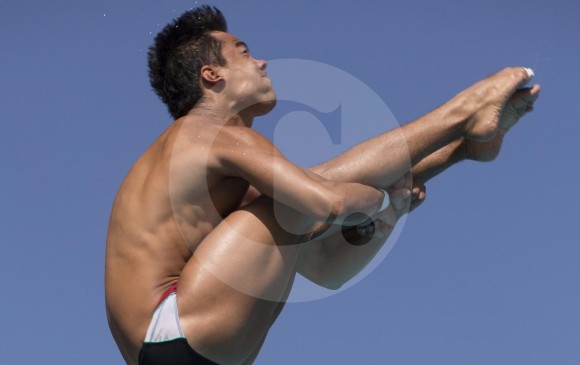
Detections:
[105, 6, 540, 365]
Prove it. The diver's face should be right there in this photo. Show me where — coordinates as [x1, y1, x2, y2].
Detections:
[211, 31, 276, 116]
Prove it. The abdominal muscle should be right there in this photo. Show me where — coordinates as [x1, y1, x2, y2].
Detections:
[106, 118, 310, 364]
[107, 185, 304, 364]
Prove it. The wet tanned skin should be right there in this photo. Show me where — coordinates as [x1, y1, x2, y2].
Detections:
[106, 29, 540, 365]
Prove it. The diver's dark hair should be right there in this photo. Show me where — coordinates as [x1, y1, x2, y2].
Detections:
[148, 6, 228, 119]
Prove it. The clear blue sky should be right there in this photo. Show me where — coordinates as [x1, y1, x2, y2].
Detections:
[1, 0, 579, 364]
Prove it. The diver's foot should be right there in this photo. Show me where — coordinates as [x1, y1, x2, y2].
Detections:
[461, 67, 535, 142]
[464, 84, 541, 162]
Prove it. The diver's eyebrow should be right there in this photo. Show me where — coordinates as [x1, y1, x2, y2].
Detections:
[235, 41, 249, 51]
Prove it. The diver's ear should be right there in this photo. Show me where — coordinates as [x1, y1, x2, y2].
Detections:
[201, 65, 224, 84]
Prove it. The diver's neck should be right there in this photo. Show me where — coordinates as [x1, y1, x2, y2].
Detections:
[189, 99, 254, 128]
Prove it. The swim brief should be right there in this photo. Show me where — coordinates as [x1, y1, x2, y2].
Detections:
[138, 284, 220, 365]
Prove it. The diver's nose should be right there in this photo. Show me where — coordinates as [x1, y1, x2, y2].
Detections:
[257, 59, 267, 71]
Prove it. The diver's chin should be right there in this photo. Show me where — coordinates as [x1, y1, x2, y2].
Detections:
[253, 98, 277, 116]
[237, 87, 277, 117]
[246, 89, 277, 116]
